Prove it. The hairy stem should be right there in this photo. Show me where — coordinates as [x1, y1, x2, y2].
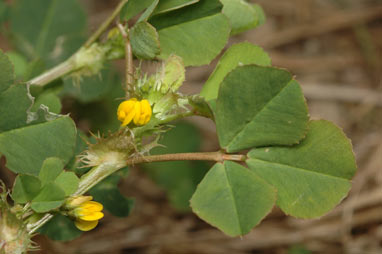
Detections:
[27, 214, 53, 234]
[117, 23, 134, 98]
[74, 160, 126, 196]
[126, 151, 247, 165]
[84, 0, 129, 48]
[27, 0, 129, 86]
[159, 110, 195, 124]
[125, 32, 134, 98]
[28, 59, 75, 86]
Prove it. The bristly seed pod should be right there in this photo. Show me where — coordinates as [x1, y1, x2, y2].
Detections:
[0, 184, 34, 254]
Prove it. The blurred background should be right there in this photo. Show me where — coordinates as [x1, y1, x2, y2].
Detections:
[1, 0, 381, 253]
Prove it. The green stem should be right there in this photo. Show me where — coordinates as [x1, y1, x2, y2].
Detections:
[84, 0, 129, 48]
[27, 214, 53, 234]
[125, 29, 134, 98]
[117, 22, 134, 99]
[27, 0, 129, 87]
[28, 59, 75, 86]
[126, 151, 246, 165]
[159, 110, 195, 125]
[74, 160, 126, 196]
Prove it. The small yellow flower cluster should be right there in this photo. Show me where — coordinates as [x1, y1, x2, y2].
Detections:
[117, 98, 152, 126]
[67, 196, 104, 231]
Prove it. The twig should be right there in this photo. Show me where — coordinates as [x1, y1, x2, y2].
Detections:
[126, 151, 247, 166]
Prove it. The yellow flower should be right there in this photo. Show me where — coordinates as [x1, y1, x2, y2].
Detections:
[73, 200, 104, 231]
[117, 98, 152, 126]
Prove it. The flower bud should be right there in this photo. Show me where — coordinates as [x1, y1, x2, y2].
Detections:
[63, 196, 104, 232]
[72, 201, 104, 231]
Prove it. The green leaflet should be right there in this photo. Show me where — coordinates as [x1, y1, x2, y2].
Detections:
[12, 157, 79, 209]
[152, 0, 199, 15]
[0, 50, 14, 94]
[0, 50, 77, 177]
[190, 161, 276, 236]
[130, 21, 160, 59]
[220, 0, 261, 35]
[5, 51, 28, 78]
[31, 91, 62, 114]
[247, 120, 357, 218]
[0, 117, 77, 175]
[31, 182, 66, 213]
[0, 84, 31, 132]
[200, 42, 271, 101]
[149, 0, 230, 66]
[11, 175, 41, 204]
[144, 122, 208, 211]
[215, 65, 309, 152]
[38, 157, 64, 186]
[54, 171, 80, 196]
[252, 4, 266, 26]
[120, 0, 156, 21]
[38, 157, 80, 196]
[137, 0, 159, 22]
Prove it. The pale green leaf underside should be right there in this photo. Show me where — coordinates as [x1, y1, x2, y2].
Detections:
[190, 161, 276, 236]
[200, 42, 271, 101]
[156, 13, 230, 66]
[220, 0, 259, 35]
[252, 4, 266, 26]
[247, 120, 357, 218]
[216, 65, 309, 152]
